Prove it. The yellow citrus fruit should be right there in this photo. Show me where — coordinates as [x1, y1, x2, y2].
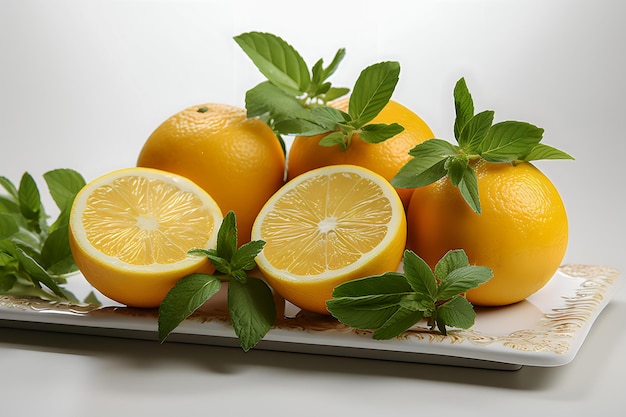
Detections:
[137, 103, 285, 244]
[287, 99, 434, 208]
[252, 164, 407, 315]
[68, 167, 223, 308]
[406, 160, 568, 306]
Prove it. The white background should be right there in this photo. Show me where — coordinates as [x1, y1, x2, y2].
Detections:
[1, 0, 625, 415]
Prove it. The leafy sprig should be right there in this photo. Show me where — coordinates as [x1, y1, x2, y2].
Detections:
[0, 169, 86, 301]
[392, 77, 574, 214]
[235, 31, 404, 150]
[326, 249, 492, 338]
[158, 211, 275, 351]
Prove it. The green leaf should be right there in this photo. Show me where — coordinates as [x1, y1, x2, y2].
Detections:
[0, 240, 18, 269]
[436, 296, 476, 331]
[436, 265, 493, 300]
[326, 295, 403, 330]
[43, 168, 85, 211]
[228, 277, 276, 351]
[15, 248, 66, 298]
[311, 106, 350, 129]
[245, 81, 311, 121]
[0, 176, 18, 200]
[327, 272, 412, 329]
[0, 274, 17, 292]
[402, 250, 437, 299]
[391, 139, 457, 188]
[216, 211, 237, 261]
[318, 131, 347, 148]
[310, 48, 347, 98]
[234, 32, 310, 95]
[359, 123, 404, 144]
[158, 273, 222, 342]
[0, 196, 20, 214]
[457, 165, 481, 214]
[18, 172, 43, 225]
[323, 87, 350, 102]
[0, 213, 19, 239]
[320, 48, 346, 82]
[453, 77, 475, 140]
[40, 226, 75, 274]
[348, 61, 400, 127]
[331, 272, 411, 298]
[447, 154, 469, 187]
[480, 121, 544, 162]
[327, 273, 411, 326]
[458, 110, 494, 153]
[372, 307, 424, 340]
[231, 240, 265, 272]
[434, 249, 469, 282]
[522, 143, 574, 161]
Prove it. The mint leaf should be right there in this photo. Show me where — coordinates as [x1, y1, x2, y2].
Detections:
[160, 211, 275, 351]
[1, 168, 86, 300]
[330, 272, 411, 298]
[231, 240, 265, 272]
[522, 143, 574, 161]
[315, 48, 345, 86]
[40, 226, 75, 274]
[0, 213, 19, 239]
[309, 48, 346, 98]
[402, 250, 437, 299]
[0, 176, 18, 200]
[18, 172, 44, 231]
[434, 249, 469, 281]
[216, 211, 237, 261]
[328, 250, 492, 338]
[458, 164, 481, 214]
[359, 123, 405, 144]
[447, 154, 469, 187]
[234, 32, 309, 95]
[323, 87, 351, 103]
[458, 110, 494, 153]
[245, 81, 311, 121]
[43, 168, 85, 212]
[372, 307, 424, 340]
[480, 121, 544, 162]
[15, 248, 66, 298]
[158, 273, 222, 342]
[436, 265, 493, 300]
[274, 104, 345, 136]
[453, 77, 475, 140]
[391, 139, 457, 188]
[228, 277, 276, 351]
[393, 77, 573, 214]
[327, 272, 412, 329]
[318, 131, 348, 148]
[348, 61, 400, 127]
[436, 296, 476, 334]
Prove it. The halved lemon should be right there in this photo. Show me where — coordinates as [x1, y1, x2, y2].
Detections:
[252, 164, 407, 315]
[69, 167, 223, 308]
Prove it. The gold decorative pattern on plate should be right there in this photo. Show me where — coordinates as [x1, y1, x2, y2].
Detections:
[0, 264, 619, 356]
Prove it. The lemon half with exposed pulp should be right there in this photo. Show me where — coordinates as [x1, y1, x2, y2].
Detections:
[69, 167, 223, 308]
[252, 164, 407, 315]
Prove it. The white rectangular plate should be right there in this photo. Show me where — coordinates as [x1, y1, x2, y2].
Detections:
[0, 264, 619, 370]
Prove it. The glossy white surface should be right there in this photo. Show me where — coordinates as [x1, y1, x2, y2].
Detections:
[1, 0, 625, 415]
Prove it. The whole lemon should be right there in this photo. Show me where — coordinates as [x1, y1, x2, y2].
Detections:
[406, 160, 568, 306]
[137, 103, 285, 244]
